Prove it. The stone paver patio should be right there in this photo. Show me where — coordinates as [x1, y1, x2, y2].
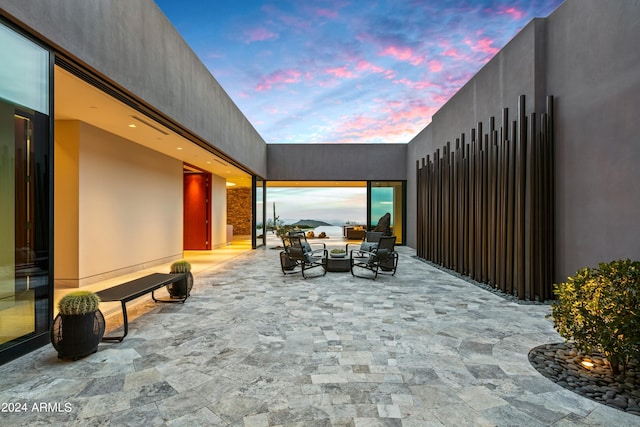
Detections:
[1, 245, 638, 426]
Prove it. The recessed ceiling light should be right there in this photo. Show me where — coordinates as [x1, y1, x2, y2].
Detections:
[128, 124, 136, 128]
[226, 182, 236, 187]
[177, 147, 183, 150]
[206, 161, 211, 164]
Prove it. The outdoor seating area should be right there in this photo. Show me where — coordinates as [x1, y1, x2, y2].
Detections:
[0, 244, 635, 426]
[279, 231, 399, 279]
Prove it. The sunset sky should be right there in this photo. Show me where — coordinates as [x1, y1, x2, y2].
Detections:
[154, 0, 564, 224]
[155, 0, 563, 145]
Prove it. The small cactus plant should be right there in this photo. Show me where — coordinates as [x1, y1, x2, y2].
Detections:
[58, 291, 101, 315]
[170, 260, 191, 273]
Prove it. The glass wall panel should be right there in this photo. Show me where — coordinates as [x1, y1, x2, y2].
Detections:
[253, 177, 265, 248]
[0, 22, 51, 364]
[369, 181, 405, 245]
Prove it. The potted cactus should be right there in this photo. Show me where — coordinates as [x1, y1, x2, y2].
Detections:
[50, 291, 105, 360]
[167, 260, 193, 298]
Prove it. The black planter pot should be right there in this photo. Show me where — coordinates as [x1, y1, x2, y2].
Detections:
[167, 271, 194, 298]
[50, 311, 105, 360]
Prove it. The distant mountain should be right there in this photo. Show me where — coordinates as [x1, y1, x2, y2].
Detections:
[290, 219, 332, 227]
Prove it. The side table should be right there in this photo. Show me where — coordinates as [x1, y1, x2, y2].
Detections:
[326, 255, 351, 272]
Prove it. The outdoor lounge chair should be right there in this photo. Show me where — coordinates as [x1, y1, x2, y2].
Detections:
[280, 234, 327, 278]
[286, 230, 326, 253]
[346, 231, 383, 254]
[350, 235, 398, 279]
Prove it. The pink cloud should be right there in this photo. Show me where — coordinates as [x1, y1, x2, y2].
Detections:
[381, 99, 438, 123]
[316, 8, 338, 19]
[243, 27, 278, 43]
[465, 37, 500, 55]
[355, 59, 385, 74]
[439, 40, 473, 62]
[428, 60, 443, 72]
[256, 69, 302, 91]
[327, 98, 438, 143]
[326, 66, 355, 78]
[392, 78, 435, 90]
[378, 45, 424, 66]
[493, 6, 525, 20]
[332, 116, 423, 143]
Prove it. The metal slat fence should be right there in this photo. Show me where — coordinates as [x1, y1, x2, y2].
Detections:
[416, 95, 554, 301]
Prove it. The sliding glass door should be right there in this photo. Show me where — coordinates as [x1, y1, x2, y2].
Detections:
[368, 181, 405, 245]
[0, 21, 52, 365]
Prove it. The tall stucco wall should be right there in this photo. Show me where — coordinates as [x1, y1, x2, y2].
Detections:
[0, 0, 267, 177]
[545, 0, 640, 279]
[268, 144, 407, 181]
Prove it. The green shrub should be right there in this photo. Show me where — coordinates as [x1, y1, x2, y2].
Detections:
[58, 291, 101, 315]
[550, 259, 640, 374]
[170, 260, 191, 273]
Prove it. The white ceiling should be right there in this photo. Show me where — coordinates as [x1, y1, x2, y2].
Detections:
[54, 66, 253, 187]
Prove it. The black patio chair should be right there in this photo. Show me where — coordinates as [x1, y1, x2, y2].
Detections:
[280, 234, 327, 278]
[350, 235, 398, 279]
[286, 230, 326, 254]
[346, 231, 383, 254]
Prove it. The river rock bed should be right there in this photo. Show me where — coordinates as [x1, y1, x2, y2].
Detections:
[529, 342, 640, 416]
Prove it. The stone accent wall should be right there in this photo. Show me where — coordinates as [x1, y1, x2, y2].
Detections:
[227, 187, 252, 235]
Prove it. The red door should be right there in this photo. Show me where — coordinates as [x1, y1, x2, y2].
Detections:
[183, 172, 211, 250]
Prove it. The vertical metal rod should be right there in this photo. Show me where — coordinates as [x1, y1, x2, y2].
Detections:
[516, 96, 526, 299]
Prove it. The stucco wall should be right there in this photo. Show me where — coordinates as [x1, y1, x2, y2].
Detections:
[55, 121, 183, 286]
[545, 0, 640, 279]
[0, 0, 267, 177]
[268, 144, 407, 181]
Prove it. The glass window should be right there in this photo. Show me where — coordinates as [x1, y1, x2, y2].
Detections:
[0, 24, 49, 114]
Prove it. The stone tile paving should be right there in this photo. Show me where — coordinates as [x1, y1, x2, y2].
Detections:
[1, 246, 639, 426]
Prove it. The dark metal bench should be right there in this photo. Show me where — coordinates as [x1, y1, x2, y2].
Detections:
[96, 272, 188, 342]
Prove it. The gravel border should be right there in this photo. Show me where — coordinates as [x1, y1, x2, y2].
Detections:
[412, 256, 550, 305]
[529, 342, 640, 416]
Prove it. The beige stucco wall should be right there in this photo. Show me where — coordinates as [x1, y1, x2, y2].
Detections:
[55, 121, 183, 286]
[53, 121, 80, 283]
